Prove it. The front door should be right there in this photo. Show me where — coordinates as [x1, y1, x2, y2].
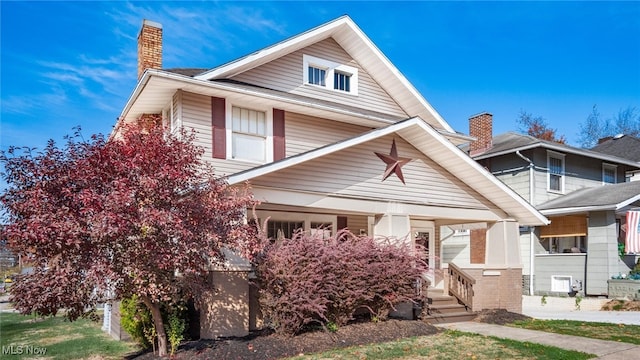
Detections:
[411, 220, 437, 288]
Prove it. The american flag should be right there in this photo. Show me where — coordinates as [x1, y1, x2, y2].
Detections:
[626, 211, 640, 254]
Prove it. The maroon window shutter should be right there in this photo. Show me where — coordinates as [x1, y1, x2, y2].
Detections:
[337, 216, 348, 230]
[211, 97, 226, 159]
[273, 108, 285, 161]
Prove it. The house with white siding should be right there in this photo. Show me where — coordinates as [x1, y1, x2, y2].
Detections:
[461, 112, 640, 298]
[111, 16, 549, 338]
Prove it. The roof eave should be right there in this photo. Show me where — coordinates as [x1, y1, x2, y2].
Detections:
[473, 138, 640, 168]
[229, 118, 549, 226]
[119, 69, 400, 127]
[540, 205, 616, 216]
[195, 16, 455, 133]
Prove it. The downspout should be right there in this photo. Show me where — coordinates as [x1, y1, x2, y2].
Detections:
[516, 150, 536, 296]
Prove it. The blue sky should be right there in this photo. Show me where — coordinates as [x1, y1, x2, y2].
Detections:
[2, 1, 639, 152]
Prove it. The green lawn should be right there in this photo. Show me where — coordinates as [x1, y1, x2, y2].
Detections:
[288, 330, 594, 360]
[510, 319, 640, 345]
[0, 311, 138, 359]
[3, 309, 635, 360]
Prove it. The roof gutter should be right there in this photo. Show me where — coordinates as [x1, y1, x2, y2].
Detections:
[120, 69, 402, 127]
[112, 69, 153, 138]
[474, 142, 640, 168]
[540, 205, 617, 216]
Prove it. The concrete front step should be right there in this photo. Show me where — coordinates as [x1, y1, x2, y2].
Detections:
[425, 289, 476, 323]
[424, 311, 477, 324]
[428, 303, 468, 314]
[428, 295, 459, 306]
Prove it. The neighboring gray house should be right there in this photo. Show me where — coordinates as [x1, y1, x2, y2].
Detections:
[457, 112, 640, 297]
[591, 134, 640, 181]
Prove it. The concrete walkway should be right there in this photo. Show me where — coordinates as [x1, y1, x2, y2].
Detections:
[435, 321, 639, 359]
[434, 296, 640, 359]
[522, 295, 640, 325]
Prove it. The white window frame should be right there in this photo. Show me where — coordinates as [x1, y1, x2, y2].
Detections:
[302, 54, 359, 95]
[602, 163, 617, 184]
[256, 210, 337, 238]
[163, 100, 180, 136]
[225, 101, 273, 164]
[547, 151, 565, 194]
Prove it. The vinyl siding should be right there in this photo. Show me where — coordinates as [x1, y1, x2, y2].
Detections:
[487, 150, 630, 207]
[231, 38, 407, 118]
[440, 227, 471, 266]
[346, 215, 369, 235]
[251, 135, 494, 210]
[489, 154, 532, 202]
[519, 233, 531, 276]
[178, 91, 373, 176]
[585, 211, 618, 296]
[285, 112, 370, 156]
[534, 254, 586, 295]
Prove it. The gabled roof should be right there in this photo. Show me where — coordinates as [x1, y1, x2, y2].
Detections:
[228, 117, 549, 226]
[537, 181, 640, 216]
[468, 132, 640, 168]
[591, 134, 640, 162]
[194, 15, 454, 133]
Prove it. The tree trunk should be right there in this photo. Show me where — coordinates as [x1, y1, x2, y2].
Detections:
[141, 296, 168, 357]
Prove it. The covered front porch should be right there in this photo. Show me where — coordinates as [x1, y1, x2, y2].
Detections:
[199, 117, 548, 337]
[249, 199, 526, 315]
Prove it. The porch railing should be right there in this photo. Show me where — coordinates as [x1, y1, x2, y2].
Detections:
[447, 263, 476, 310]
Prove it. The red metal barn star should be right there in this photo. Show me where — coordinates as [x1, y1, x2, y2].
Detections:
[374, 138, 412, 184]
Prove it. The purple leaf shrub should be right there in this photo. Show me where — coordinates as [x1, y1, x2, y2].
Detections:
[255, 229, 427, 335]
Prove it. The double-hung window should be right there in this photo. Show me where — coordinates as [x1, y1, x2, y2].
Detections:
[602, 163, 617, 184]
[231, 106, 267, 162]
[547, 151, 565, 193]
[303, 54, 358, 95]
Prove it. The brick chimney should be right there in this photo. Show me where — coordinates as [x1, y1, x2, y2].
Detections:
[137, 20, 163, 80]
[469, 112, 493, 155]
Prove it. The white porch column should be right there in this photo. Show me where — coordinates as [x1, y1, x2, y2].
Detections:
[373, 213, 411, 243]
[372, 212, 414, 319]
[486, 220, 521, 266]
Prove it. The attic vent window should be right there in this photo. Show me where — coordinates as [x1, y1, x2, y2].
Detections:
[308, 66, 326, 86]
[303, 54, 358, 95]
[334, 71, 351, 92]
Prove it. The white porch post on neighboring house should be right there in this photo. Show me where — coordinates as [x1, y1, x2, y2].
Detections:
[102, 303, 112, 333]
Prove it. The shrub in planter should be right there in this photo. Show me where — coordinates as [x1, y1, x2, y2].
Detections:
[255, 229, 427, 335]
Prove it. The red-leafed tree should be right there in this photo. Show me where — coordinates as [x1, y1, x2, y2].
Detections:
[0, 123, 257, 356]
[517, 110, 567, 144]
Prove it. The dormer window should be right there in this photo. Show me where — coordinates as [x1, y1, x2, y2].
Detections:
[334, 71, 351, 92]
[308, 66, 326, 86]
[303, 54, 358, 95]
